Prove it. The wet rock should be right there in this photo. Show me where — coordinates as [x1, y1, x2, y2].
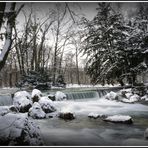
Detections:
[58, 112, 75, 120]
[9, 105, 19, 112]
[48, 94, 55, 101]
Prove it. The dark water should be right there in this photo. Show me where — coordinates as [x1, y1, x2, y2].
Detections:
[33, 113, 148, 146]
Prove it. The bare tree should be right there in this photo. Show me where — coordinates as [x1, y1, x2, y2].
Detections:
[0, 3, 24, 71]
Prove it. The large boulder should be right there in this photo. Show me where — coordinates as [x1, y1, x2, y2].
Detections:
[31, 89, 42, 103]
[103, 115, 133, 124]
[0, 113, 43, 146]
[13, 91, 32, 113]
[39, 96, 56, 113]
[28, 102, 46, 119]
[55, 91, 67, 101]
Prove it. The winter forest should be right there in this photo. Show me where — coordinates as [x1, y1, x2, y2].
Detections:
[1, 1, 148, 146]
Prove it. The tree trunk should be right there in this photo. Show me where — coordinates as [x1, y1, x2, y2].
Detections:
[0, 3, 16, 71]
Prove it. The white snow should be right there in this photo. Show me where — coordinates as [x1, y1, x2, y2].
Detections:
[31, 89, 42, 99]
[13, 96, 32, 110]
[55, 91, 67, 101]
[141, 95, 148, 101]
[0, 106, 10, 116]
[104, 115, 132, 122]
[105, 91, 117, 100]
[88, 112, 103, 119]
[129, 94, 140, 102]
[66, 84, 120, 88]
[125, 92, 133, 99]
[88, 112, 99, 118]
[0, 112, 43, 145]
[14, 91, 31, 100]
[28, 102, 46, 119]
[39, 96, 56, 113]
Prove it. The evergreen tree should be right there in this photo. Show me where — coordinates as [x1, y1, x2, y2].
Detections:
[83, 2, 148, 86]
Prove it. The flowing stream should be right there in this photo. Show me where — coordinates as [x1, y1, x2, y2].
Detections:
[0, 87, 148, 146]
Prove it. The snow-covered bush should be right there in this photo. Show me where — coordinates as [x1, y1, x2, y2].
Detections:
[55, 91, 67, 101]
[31, 89, 42, 103]
[39, 96, 56, 113]
[0, 113, 43, 145]
[28, 102, 45, 119]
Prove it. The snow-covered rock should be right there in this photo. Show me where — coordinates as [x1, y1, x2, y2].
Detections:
[31, 89, 42, 103]
[12, 91, 32, 113]
[141, 95, 148, 101]
[144, 128, 148, 139]
[39, 96, 56, 113]
[9, 105, 18, 112]
[13, 91, 31, 100]
[58, 112, 75, 120]
[0, 113, 43, 145]
[88, 112, 106, 119]
[28, 102, 46, 119]
[103, 115, 133, 124]
[55, 91, 67, 101]
[0, 106, 10, 116]
[13, 95, 32, 113]
[129, 94, 140, 102]
[125, 92, 133, 99]
[105, 91, 118, 100]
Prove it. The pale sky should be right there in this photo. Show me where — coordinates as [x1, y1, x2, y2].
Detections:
[4, 2, 148, 67]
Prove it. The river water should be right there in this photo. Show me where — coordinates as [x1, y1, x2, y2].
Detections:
[0, 88, 148, 146]
[33, 98, 148, 146]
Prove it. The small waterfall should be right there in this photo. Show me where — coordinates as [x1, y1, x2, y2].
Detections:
[0, 95, 13, 106]
[65, 91, 103, 100]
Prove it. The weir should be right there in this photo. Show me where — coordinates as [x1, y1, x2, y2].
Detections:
[0, 86, 127, 106]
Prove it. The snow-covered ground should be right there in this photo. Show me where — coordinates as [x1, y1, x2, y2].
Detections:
[66, 84, 121, 88]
